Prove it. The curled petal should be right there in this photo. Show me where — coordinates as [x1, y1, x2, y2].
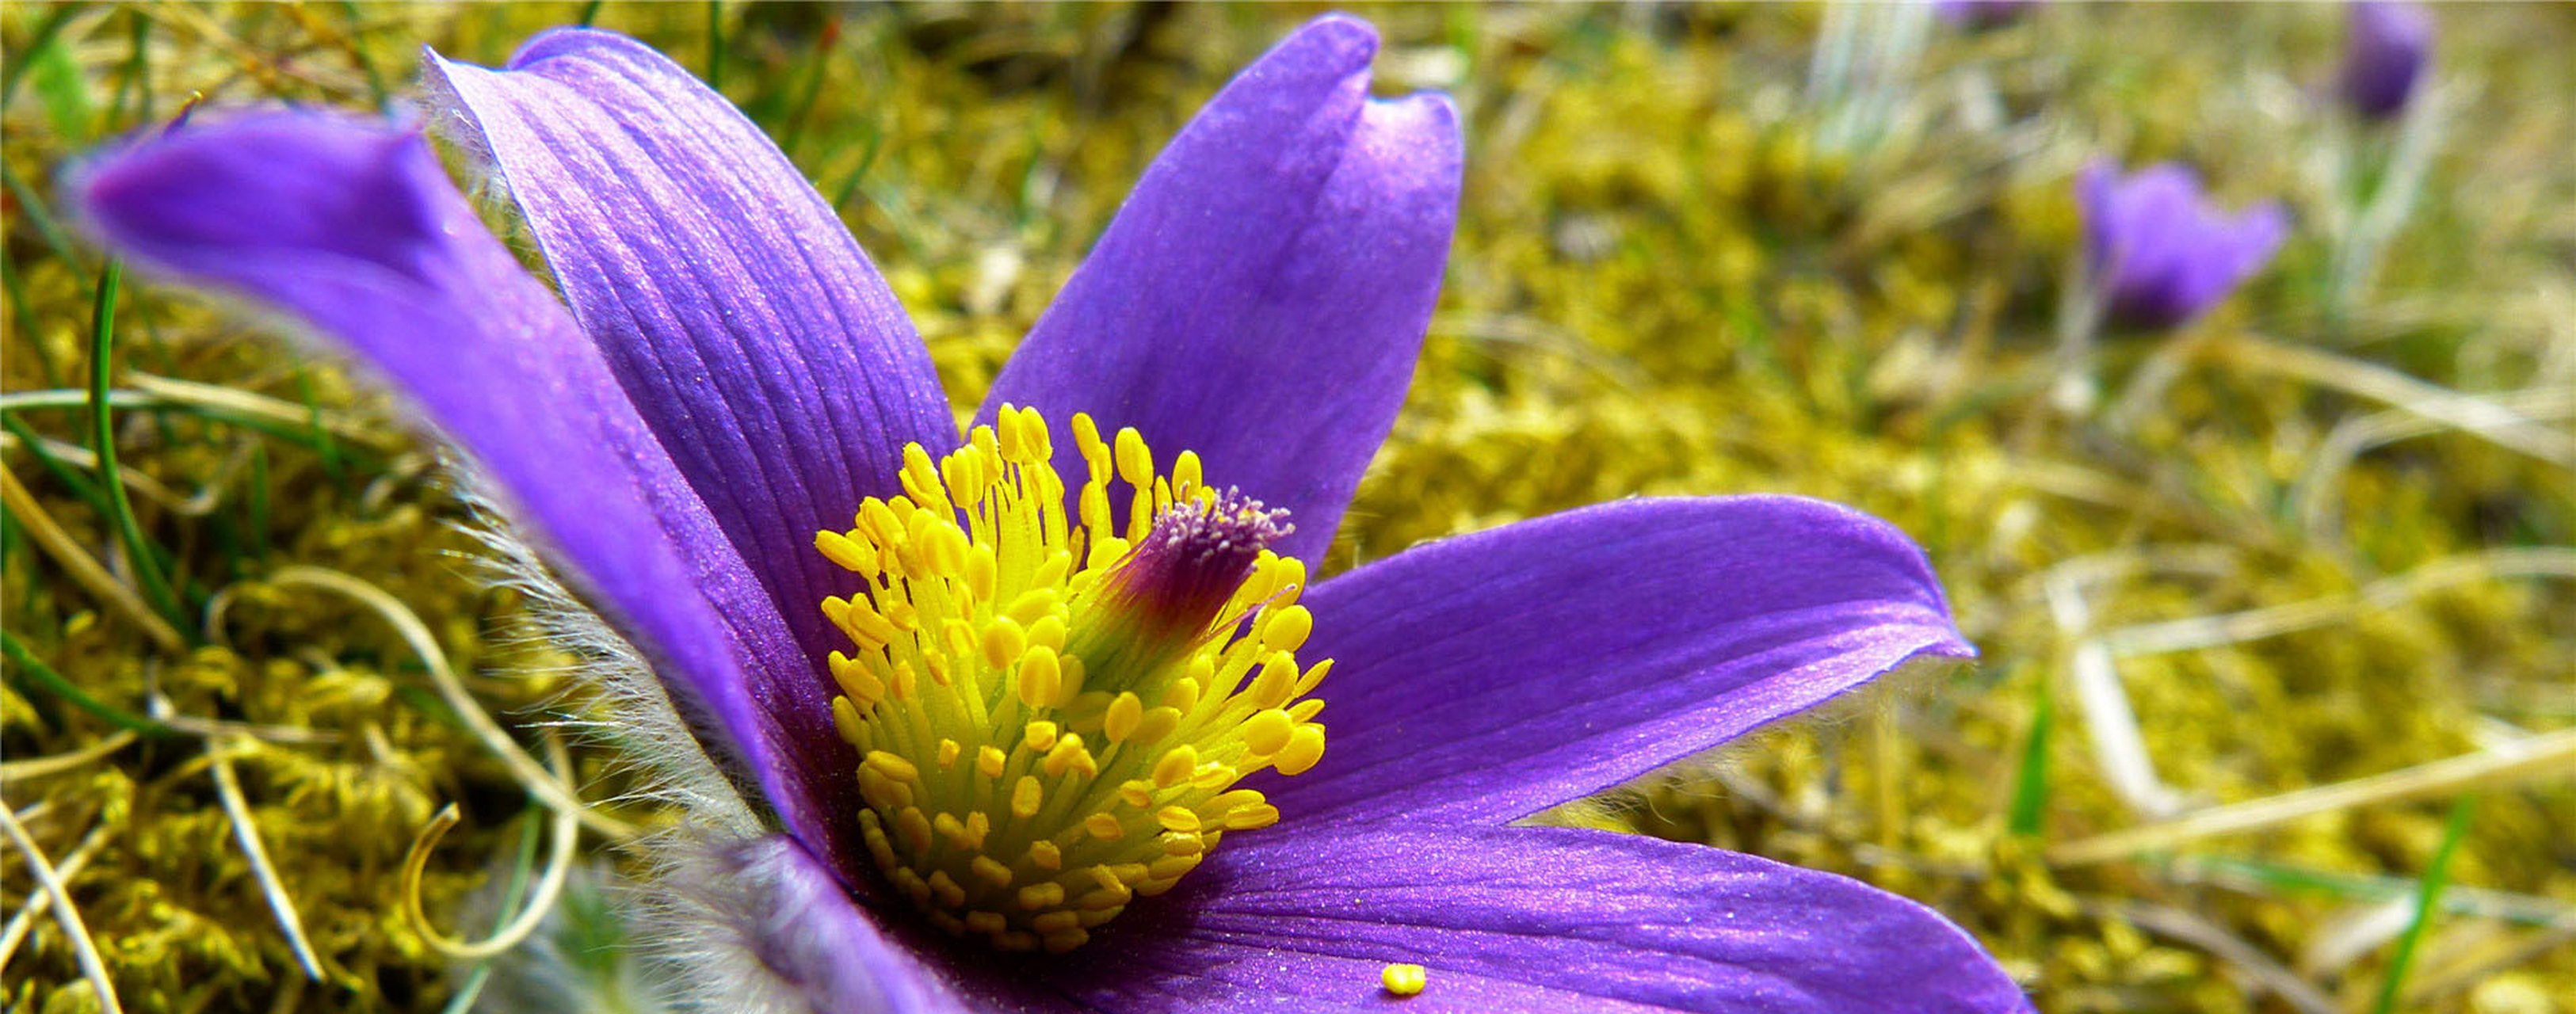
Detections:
[73, 113, 873, 879]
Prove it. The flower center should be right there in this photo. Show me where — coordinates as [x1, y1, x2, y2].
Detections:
[811, 406, 1328, 954]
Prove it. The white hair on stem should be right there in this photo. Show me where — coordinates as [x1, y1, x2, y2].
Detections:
[448, 465, 845, 1013]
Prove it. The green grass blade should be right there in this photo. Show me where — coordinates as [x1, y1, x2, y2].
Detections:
[84, 261, 189, 630]
[2371, 793, 2478, 1014]
[2006, 665, 2053, 838]
[0, 629, 181, 738]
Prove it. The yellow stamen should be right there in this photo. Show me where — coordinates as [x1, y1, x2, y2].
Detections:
[813, 410, 1329, 951]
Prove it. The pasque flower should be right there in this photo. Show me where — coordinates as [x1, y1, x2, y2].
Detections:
[2339, 1, 2433, 120]
[1932, 0, 2040, 32]
[78, 15, 2028, 1012]
[2078, 160, 2290, 330]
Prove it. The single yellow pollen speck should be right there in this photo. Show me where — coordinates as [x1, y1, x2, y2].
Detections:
[811, 409, 1330, 951]
[1382, 963, 1427, 997]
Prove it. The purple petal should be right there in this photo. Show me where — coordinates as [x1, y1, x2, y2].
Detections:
[711, 837, 972, 1014]
[71, 113, 875, 879]
[425, 29, 957, 674]
[1248, 497, 1972, 828]
[1058, 823, 2030, 1012]
[979, 14, 1461, 566]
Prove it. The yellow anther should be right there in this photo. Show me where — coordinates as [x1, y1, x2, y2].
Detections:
[933, 811, 970, 847]
[896, 807, 934, 854]
[1288, 698, 1326, 722]
[929, 871, 967, 908]
[815, 530, 878, 575]
[965, 811, 991, 848]
[1161, 676, 1201, 712]
[828, 597, 899, 649]
[1112, 426, 1152, 486]
[1017, 406, 1053, 462]
[861, 498, 905, 548]
[1383, 963, 1428, 997]
[966, 911, 1007, 936]
[1028, 841, 1063, 870]
[995, 931, 1036, 952]
[1191, 762, 1238, 790]
[1011, 776, 1044, 818]
[1072, 413, 1109, 478]
[1242, 708, 1295, 756]
[831, 696, 864, 745]
[1172, 449, 1202, 499]
[827, 652, 886, 707]
[1043, 734, 1092, 777]
[1006, 588, 1058, 627]
[1275, 725, 1326, 776]
[1152, 745, 1198, 788]
[1261, 605, 1313, 653]
[1032, 910, 1082, 934]
[1104, 692, 1143, 743]
[944, 447, 987, 508]
[936, 738, 961, 770]
[1160, 832, 1204, 856]
[1073, 906, 1121, 929]
[1084, 813, 1125, 841]
[1248, 651, 1298, 709]
[1022, 721, 1059, 753]
[1155, 806, 1201, 833]
[1149, 853, 1202, 879]
[864, 750, 920, 784]
[894, 867, 932, 905]
[966, 545, 998, 603]
[1207, 789, 1265, 814]
[1270, 557, 1307, 607]
[997, 405, 1028, 461]
[976, 745, 1008, 779]
[1027, 613, 1068, 651]
[980, 619, 1027, 670]
[1117, 780, 1156, 808]
[1132, 706, 1182, 745]
[1018, 883, 1065, 910]
[971, 856, 1014, 887]
[1017, 648, 1062, 708]
[1043, 929, 1090, 954]
[1223, 804, 1280, 830]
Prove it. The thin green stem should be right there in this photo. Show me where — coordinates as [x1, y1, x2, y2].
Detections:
[2372, 794, 2477, 1014]
[85, 261, 186, 627]
[704, 1, 724, 90]
[0, 630, 181, 738]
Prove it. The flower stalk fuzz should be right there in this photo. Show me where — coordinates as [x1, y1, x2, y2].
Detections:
[815, 407, 1325, 952]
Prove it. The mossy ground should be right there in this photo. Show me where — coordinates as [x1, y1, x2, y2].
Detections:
[3, 3, 2570, 1012]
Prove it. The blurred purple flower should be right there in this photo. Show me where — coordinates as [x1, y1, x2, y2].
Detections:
[76, 15, 2030, 1012]
[2340, 1, 2433, 120]
[1933, 0, 2040, 31]
[2078, 161, 2290, 330]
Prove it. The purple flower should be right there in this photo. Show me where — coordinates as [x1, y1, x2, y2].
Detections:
[2078, 161, 2290, 330]
[1933, 0, 2040, 31]
[2339, 1, 2433, 120]
[75, 16, 2028, 1012]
